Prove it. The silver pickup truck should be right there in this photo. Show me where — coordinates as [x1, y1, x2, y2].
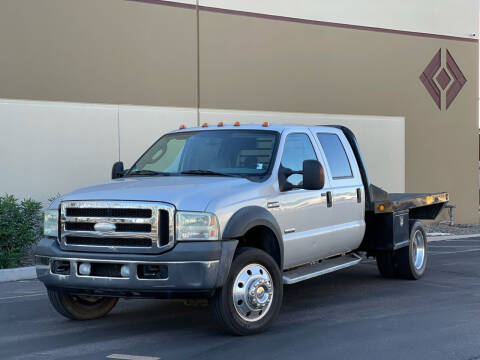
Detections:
[36, 123, 448, 335]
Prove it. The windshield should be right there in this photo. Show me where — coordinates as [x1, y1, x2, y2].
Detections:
[127, 130, 279, 179]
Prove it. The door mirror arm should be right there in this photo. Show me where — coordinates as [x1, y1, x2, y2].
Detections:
[278, 165, 302, 192]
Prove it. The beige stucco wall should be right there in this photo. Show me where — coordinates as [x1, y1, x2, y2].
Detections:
[0, 0, 477, 223]
[199, 10, 479, 223]
[0, 0, 197, 107]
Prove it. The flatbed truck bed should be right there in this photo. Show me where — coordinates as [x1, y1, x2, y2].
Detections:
[331, 126, 449, 253]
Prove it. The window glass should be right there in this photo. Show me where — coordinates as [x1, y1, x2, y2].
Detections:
[317, 133, 353, 179]
[281, 133, 317, 186]
[129, 130, 278, 178]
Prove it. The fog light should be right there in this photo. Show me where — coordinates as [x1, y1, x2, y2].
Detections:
[78, 262, 91, 276]
[120, 265, 130, 278]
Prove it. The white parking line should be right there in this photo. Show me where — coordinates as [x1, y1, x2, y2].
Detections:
[429, 245, 480, 248]
[0, 293, 44, 301]
[427, 234, 480, 242]
[107, 354, 160, 360]
[429, 248, 480, 255]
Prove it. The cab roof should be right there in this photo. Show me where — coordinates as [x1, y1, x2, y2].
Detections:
[170, 123, 340, 134]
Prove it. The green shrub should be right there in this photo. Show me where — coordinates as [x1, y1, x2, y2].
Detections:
[0, 195, 43, 269]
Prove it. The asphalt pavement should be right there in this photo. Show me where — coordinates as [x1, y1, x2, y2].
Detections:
[1, 237, 480, 360]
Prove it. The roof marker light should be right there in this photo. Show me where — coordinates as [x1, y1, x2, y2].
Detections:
[217, 121, 224, 127]
[234, 121, 240, 126]
[202, 122, 208, 127]
[262, 121, 269, 127]
[179, 124, 186, 129]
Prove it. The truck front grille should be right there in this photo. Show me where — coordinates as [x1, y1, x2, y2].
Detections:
[65, 236, 152, 247]
[60, 201, 175, 254]
[65, 208, 152, 218]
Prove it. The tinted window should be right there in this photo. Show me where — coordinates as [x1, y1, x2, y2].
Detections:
[317, 133, 353, 179]
[281, 133, 317, 186]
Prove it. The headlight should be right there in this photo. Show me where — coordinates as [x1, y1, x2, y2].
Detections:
[44, 210, 59, 237]
[175, 211, 219, 241]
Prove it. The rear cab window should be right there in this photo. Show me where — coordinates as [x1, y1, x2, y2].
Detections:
[316, 133, 353, 180]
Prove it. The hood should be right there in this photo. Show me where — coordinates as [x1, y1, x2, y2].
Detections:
[53, 176, 260, 211]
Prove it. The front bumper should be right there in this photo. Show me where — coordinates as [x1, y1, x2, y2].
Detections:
[35, 238, 237, 298]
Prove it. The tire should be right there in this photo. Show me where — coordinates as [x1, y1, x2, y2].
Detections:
[375, 221, 427, 280]
[396, 221, 428, 280]
[376, 251, 397, 278]
[48, 289, 118, 320]
[209, 247, 283, 335]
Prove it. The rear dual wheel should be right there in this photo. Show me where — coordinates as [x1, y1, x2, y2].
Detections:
[209, 247, 283, 335]
[376, 220, 427, 280]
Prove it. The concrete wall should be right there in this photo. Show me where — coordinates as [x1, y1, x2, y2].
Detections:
[0, 99, 403, 204]
[0, 0, 197, 107]
[198, 9, 479, 223]
[0, 99, 196, 203]
[0, 0, 477, 222]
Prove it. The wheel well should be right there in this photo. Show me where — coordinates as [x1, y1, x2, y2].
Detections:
[237, 225, 281, 268]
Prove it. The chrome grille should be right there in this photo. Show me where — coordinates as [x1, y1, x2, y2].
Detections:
[60, 201, 175, 254]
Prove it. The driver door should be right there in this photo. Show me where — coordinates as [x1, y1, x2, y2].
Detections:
[269, 132, 334, 269]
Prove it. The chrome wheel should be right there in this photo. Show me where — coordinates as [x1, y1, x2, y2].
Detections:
[412, 229, 426, 270]
[232, 263, 274, 322]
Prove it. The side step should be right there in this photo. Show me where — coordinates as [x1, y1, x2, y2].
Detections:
[282, 253, 362, 285]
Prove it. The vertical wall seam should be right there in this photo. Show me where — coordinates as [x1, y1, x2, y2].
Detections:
[117, 104, 121, 161]
[196, 0, 200, 126]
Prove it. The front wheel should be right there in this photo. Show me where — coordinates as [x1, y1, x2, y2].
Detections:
[48, 290, 118, 320]
[209, 247, 283, 335]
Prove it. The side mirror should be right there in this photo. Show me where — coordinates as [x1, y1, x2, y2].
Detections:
[111, 161, 125, 179]
[302, 160, 325, 190]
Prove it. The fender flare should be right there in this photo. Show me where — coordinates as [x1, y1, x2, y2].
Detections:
[222, 206, 284, 269]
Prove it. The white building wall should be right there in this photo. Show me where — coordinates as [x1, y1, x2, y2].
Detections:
[198, 0, 478, 39]
[0, 99, 404, 205]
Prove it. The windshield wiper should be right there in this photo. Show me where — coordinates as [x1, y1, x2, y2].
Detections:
[127, 170, 170, 176]
[180, 170, 239, 177]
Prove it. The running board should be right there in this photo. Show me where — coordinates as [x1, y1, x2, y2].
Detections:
[282, 253, 362, 285]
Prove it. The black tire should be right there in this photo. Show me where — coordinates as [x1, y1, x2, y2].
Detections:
[376, 251, 397, 278]
[48, 289, 118, 320]
[209, 247, 283, 335]
[375, 221, 427, 280]
[397, 221, 428, 280]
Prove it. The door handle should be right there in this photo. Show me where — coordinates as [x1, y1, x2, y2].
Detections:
[321, 191, 333, 207]
[356, 188, 362, 203]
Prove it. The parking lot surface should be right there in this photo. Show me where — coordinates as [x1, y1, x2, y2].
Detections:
[1, 237, 480, 360]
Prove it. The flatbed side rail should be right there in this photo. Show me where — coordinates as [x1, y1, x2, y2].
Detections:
[373, 192, 449, 214]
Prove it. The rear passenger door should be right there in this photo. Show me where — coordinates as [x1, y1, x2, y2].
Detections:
[313, 131, 366, 254]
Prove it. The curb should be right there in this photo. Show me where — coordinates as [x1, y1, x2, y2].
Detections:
[0, 266, 36, 283]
